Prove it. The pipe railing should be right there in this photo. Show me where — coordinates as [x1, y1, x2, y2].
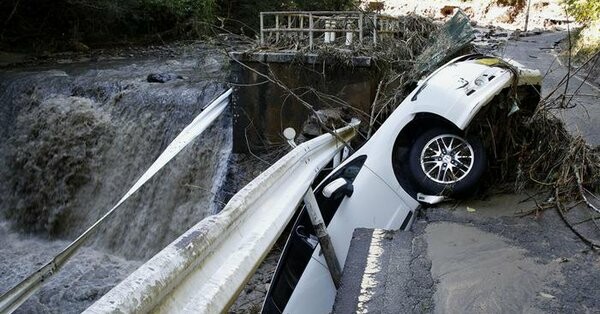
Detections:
[85, 121, 359, 314]
[260, 11, 401, 49]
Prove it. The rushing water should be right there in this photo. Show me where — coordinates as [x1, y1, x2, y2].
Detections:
[0, 47, 236, 312]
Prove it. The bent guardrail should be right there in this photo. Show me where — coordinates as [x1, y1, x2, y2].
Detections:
[0, 88, 232, 314]
[85, 121, 359, 314]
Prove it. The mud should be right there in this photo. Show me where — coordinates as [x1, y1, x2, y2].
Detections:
[426, 222, 558, 313]
[420, 194, 600, 313]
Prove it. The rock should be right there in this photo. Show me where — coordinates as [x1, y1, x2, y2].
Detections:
[166, 60, 181, 66]
[301, 108, 353, 137]
[440, 5, 458, 17]
[70, 41, 90, 52]
[146, 73, 183, 83]
[511, 29, 521, 40]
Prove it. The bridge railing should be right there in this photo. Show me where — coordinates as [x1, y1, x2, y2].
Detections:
[260, 11, 400, 49]
[85, 121, 359, 314]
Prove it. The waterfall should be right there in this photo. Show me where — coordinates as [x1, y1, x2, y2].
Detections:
[0, 51, 234, 312]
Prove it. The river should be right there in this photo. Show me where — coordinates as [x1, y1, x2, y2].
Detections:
[0, 43, 259, 312]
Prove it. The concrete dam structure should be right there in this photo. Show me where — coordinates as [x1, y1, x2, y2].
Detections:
[230, 52, 378, 153]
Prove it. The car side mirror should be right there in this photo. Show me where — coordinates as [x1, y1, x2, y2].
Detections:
[322, 177, 353, 199]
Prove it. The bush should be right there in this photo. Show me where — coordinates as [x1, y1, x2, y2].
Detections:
[0, 0, 358, 51]
[0, 0, 216, 51]
[563, 0, 600, 23]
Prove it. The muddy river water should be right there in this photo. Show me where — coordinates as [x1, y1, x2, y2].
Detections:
[0, 47, 240, 312]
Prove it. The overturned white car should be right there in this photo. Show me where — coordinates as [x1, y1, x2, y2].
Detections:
[262, 54, 542, 313]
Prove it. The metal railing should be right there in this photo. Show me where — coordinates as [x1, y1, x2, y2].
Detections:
[260, 11, 401, 49]
[85, 121, 359, 314]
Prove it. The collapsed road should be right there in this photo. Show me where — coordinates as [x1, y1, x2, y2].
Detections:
[333, 31, 600, 314]
[336, 193, 600, 313]
[1, 9, 598, 314]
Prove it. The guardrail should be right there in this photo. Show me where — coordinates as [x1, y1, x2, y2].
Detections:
[85, 121, 359, 314]
[0, 89, 232, 314]
[260, 11, 401, 49]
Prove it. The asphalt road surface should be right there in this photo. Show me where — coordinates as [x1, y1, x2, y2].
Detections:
[501, 31, 600, 147]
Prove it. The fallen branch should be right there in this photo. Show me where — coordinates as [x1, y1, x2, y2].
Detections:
[555, 188, 600, 250]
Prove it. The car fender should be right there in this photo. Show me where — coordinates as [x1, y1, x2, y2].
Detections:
[408, 60, 514, 130]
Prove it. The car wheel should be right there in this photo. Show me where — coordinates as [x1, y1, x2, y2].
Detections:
[408, 128, 486, 196]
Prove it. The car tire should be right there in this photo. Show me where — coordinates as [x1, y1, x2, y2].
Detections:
[408, 128, 486, 196]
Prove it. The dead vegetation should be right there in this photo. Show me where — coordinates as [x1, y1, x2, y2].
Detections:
[472, 50, 600, 248]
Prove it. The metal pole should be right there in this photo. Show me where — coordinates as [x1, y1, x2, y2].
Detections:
[359, 12, 363, 43]
[325, 19, 330, 43]
[288, 15, 292, 39]
[260, 13, 264, 46]
[309, 13, 314, 50]
[524, 0, 531, 32]
[373, 14, 377, 46]
[300, 15, 304, 42]
[275, 14, 280, 42]
[331, 20, 336, 42]
[303, 187, 342, 288]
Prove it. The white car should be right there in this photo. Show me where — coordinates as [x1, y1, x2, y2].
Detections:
[262, 54, 542, 314]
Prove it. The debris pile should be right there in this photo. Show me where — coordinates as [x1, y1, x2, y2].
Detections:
[470, 78, 600, 247]
[239, 10, 600, 246]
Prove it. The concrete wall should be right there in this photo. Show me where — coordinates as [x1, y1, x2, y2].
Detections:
[230, 52, 378, 153]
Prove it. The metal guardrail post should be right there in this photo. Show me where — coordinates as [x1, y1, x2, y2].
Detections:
[303, 187, 342, 288]
[331, 20, 336, 42]
[288, 15, 292, 39]
[325, 19, 330, 43]
[300, 15, 304, 39]
[524, 0, 531, 32]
